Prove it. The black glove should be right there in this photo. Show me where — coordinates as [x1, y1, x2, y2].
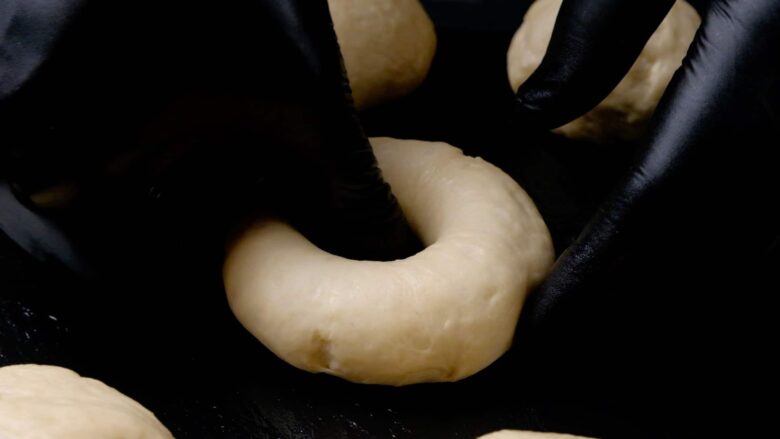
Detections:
[0, 0, 420, 278]
[512, 0, 780, 386]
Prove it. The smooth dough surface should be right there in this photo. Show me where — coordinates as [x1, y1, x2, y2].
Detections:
[224, 137, 554, 386]
[329, 0, 437, 109]
[507, 0, 700, 142]
[0, 364, 173, 438]
[478, 430, 594, 439]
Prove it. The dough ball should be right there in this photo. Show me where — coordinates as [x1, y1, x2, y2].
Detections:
[479, 430, 594, 439]
[507, 0, 700, 143]
[0, 364, 173, 438]
[329, 0, 437, 109]
[224, 138, 554, 386]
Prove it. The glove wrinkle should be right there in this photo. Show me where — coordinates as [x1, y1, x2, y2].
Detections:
[521, 0, 780, 363]
[0, 0, 420, 280]
[515, 0, 676, 129]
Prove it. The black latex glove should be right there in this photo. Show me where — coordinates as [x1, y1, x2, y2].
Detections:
[514, 0, 780, 348]
[0, 0, 420, 278]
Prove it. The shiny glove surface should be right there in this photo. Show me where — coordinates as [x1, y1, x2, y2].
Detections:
[515, 0, 780, 341]
[0, 0, 419, 278]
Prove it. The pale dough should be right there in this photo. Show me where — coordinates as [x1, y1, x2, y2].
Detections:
[0, 364, 173, 438]
[507, 0, 700, 142]
[224, 137, 554, 386]
[478, 430, 594, 439]
[329, 0, 437, 109]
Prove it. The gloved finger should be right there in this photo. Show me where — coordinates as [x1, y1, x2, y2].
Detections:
[522, 0, 780, 333]
[0, 0, 420, 273]
[0, 0, 85, 100]
[250, 0, 422, 260]
[637, 0, 780, 170]
[514, 0, 675, 130]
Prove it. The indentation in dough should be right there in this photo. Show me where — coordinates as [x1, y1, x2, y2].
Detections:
[407, 328, 434, 352]
[443, 367, 456, 380]
[310, 331, 335, 371]
[488, 290, 502, 308]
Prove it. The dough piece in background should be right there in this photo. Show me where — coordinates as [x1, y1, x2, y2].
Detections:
[507, 0, 700, 143]
[329, 0, 437, 109]
[478, 429, 595, 439]
[224, 138, 554, 386]
[0, 364, 174, 439]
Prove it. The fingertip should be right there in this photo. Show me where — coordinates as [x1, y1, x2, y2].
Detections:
[510, 0, 677, 132]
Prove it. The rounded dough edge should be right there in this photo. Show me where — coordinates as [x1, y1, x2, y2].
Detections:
[329, 0, 437, 109]
[478, 430, 595, 439]
[224, 137, 554, 386]
[0, 364, 174, 439]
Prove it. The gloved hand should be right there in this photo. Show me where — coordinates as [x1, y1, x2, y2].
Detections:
[513, 0, 780, 371]
[0, 0, 420, 278]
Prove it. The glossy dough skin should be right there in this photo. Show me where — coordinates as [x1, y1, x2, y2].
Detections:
[329, 0, 437, 109]
[479, 430, 594, 439]
[224, 138, 554, 386]
[508, 0, 700, 142]
[0, 365, 173, 439]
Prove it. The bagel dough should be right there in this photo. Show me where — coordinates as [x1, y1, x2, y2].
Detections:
[329, 0, 437, 109]
[508, 0, 700, 142]
[224, 138, 554, 386]
[478, 430, 594, 439]
[0, 364, 173, 438]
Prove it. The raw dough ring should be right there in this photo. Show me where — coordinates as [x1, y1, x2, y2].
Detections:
[224, 138, 554, 386]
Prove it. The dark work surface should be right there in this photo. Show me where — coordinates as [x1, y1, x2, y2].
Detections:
[0, 229, 654, 439]
[0, 1, 724, 438]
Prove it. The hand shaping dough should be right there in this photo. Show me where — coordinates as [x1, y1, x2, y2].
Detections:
[478, 430, 594, 439]
[329, 0, 437, 109]
[0, 364, 173, 438]
[507, 0, 700, 143]
[224, 137, 554, 386]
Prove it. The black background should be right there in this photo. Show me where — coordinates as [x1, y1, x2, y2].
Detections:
[0, 1, 743, 437]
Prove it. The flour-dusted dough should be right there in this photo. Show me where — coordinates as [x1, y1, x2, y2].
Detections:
[329, 0, 437, 109]
[507, 0, 700, 142]
[0, 364, 173, 438]
[224, 138, 554, 386]
[478, 430, 594, 439]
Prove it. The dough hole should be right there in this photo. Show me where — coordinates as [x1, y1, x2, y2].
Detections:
[224, 138, 554, 385]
